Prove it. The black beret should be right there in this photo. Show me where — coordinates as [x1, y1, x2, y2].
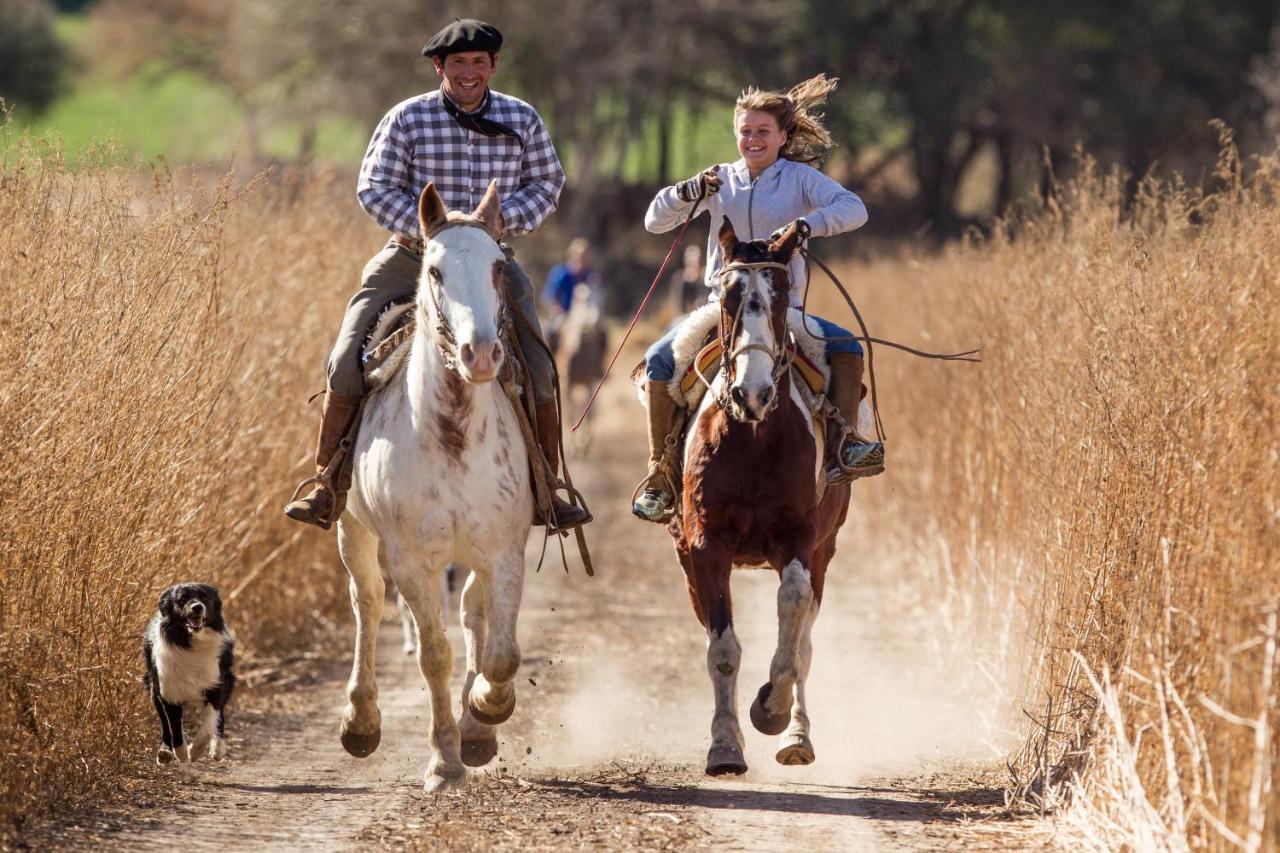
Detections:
[422, 19, 503, 58]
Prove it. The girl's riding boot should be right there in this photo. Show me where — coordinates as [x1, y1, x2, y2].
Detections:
[632, 382, 685, 522]
[825, 352, 885, 485]
[532, 401, 592, 532]
[284, 391, 364, 529]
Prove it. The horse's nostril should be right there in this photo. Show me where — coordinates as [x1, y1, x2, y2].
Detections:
[731, 386, 746, 407]
[760, 386, 774, 407]
[490, 342, 504, 364]
[460, 342, 475, 366]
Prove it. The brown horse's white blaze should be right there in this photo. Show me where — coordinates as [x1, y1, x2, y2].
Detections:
[670, 217, 851, 775]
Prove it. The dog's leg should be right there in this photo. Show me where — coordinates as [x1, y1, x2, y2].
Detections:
[152, 688, 187, 764]
[190, 703, 217, 759]
[338, 518, 385, 758]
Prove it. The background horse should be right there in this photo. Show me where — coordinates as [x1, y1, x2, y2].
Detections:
[669, 218, 851, 776]
[554, 283, 607, 451]
[337, 182, 531, 791]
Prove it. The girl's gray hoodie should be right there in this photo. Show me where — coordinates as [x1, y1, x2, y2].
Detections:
[645, 157, 868, 307]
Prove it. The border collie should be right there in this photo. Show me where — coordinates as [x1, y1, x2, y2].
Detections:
[143, 583, 235, 764]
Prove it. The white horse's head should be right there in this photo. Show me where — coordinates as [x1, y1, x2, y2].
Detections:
[716, 216, 802, 423]
[417, 181, 508, 383]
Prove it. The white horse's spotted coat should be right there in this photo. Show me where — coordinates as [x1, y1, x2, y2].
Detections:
[338, 205, 531, 792]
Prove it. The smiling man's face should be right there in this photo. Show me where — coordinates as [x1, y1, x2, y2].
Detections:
[434, 51, 498, 111]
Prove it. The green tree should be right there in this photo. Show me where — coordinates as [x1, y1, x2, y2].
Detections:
[0, 0, 68, 115]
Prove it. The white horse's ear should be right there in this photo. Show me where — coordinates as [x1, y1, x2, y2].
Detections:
[473, 179, 504, 239]
[717, 216, 738, 259]
[419, 183, 448, 234]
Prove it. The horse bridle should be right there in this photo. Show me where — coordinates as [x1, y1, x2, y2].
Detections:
[697, 260, 796, 419]
[418, 219, 509, 371]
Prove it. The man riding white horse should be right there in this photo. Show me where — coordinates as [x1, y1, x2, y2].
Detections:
[285, 18, 590, 534]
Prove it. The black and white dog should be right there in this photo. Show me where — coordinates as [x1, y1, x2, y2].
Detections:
[143, 583, 235, 764]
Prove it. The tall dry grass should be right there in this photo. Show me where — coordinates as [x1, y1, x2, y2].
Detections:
[0, 136, 378, 833]
[813, 135, 1278, 848]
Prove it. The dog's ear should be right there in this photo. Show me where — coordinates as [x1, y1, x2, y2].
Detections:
[158, 586, 177, 616]
[207, 586, 223, 623]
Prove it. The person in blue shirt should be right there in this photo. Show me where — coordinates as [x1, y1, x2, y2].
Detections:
[542, 237, 601, 316]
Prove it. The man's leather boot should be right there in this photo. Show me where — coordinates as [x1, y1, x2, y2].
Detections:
[532, 400, 592, 531]
[825, 352, 885, 484]
[632, 381, 685, 522]
[284, 391, 364, 529]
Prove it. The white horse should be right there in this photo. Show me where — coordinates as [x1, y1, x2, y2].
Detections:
[337, 181, 531, 791]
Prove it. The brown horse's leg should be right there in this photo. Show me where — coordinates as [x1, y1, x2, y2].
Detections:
[751, 558, 816, 739]
[776, 535, 835, 765]
[685, 546, 747, 776]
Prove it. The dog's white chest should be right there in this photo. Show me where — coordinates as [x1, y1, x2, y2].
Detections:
[150, 625, 225, 705]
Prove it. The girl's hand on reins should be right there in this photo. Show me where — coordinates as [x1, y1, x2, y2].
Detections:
[676, 166, 722, 203]
[769, 218, 810, 243]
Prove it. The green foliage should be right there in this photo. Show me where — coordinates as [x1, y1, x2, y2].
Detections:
[0, 0, 69, 115]
[14, 62, 367, 166]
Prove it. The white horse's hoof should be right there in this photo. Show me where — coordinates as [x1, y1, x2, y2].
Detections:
[209, 738, 227, 761]
[775, 734, 815, 766]
[461, 735, 498, 767]
[174, 744, 193, 764]
[340, 725, 381, 758]
[705, 743, 748, 776]
[467, 691, 515, 726]
[424, 767, 467, 792]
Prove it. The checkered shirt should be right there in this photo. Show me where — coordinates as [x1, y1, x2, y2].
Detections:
[357, 88, 565, 238]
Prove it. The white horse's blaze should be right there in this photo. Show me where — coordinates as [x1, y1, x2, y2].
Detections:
[339, 209, 531, 791]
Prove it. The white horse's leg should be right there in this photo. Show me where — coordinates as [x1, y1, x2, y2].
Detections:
[751, 559, 814, 737]
[396, 593, 418, 656]
[394, 559, 465, 791]
[456, 568, 498, 767]
[338, 518, 384, 757]
[466, 549, 523, 726]
[776, 604, 819, 764]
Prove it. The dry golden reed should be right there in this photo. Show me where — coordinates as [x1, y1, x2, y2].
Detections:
[811, 136, 1278, 848]
[0, 137, 377, 833]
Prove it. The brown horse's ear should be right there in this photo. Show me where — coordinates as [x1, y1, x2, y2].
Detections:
[473, 179, 504, 239]
[767, 221, 802, 263]
[419, 183, 448, 235]
[717, 216, 738, 259]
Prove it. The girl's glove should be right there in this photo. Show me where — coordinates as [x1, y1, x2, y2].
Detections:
[769, 218, 811, 242]
[675, 166, 723, 203]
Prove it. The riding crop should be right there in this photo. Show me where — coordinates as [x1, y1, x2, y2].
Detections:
[570, 197, 705, 431]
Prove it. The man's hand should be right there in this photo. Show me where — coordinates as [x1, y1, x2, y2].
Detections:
[769, 218, 811, 243]
[675, 166, 723, 203]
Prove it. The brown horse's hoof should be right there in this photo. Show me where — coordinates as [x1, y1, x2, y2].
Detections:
[775, 733, 816, 766]
[750, 683, 791, 736]
[340, 726, 381, 758]
[461, 736, 499, 767]
[467, 693, 515, 726]
[705, 744, 748, 776]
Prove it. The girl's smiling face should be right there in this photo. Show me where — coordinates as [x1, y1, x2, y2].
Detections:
[736, 109, 787, 174]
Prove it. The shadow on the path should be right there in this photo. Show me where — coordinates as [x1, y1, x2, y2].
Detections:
[211, 782, 372, 796]
[533, 777, 1005, 823]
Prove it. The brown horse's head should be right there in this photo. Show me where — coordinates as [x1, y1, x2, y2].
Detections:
[715, 217, 803, 423]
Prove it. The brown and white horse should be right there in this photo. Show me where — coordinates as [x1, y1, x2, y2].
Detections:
[669, 218, 851, 776]
[555, 283, 608, 449]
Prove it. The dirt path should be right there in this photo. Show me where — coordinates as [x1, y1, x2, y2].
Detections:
[40, 380, 1050, 851]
